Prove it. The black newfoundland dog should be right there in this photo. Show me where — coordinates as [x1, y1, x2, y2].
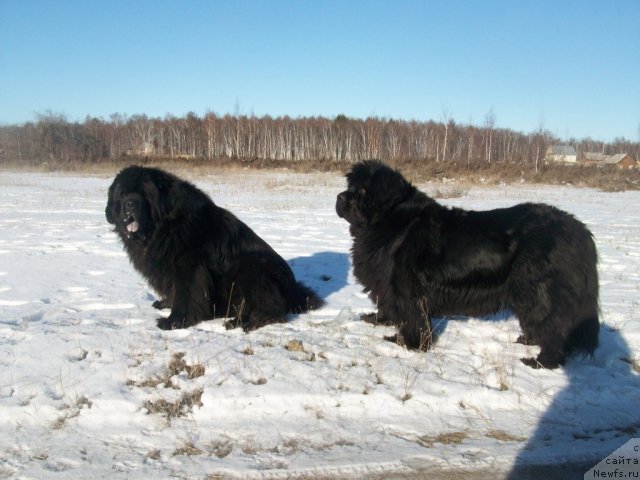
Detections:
[336, 160, 599, 369]
[106, 166, 322, 331]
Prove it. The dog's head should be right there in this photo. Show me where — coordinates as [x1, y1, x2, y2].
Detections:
[105, 166, 172, 243]
[336, 160, 415, 229]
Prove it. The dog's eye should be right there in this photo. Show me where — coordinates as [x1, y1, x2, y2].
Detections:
[358, 187, 367, 196]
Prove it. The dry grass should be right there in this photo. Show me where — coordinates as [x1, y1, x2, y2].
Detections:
[486, 429, 526, 442]
[3, 155, 639, 191]
[173, 441, 204, 457]
[52, 394, 93, 430]
[417, 431, 469, 447]
[285, 339, 306, 352]
[242, 346, 255, 356]
[206, 437, 234, 458]
[146, 449, 161, 460]
[130, 352, 206, 420]
[52, 410, 79, 430]
[390, 158, 640, 192]
[130, 351, 205, 389]
[143, 388, 203, 419]
[167, 352, 206, 379]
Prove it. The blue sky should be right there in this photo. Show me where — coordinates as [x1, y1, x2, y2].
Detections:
[1, 0, 638, 141]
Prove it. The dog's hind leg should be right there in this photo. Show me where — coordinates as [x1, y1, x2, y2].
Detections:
[521, 336, 567, 369]
[519, 311, 570, 369]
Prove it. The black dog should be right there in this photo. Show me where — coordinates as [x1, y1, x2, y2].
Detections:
[106, 166, 322, 331]
[336, 160, 599, 368]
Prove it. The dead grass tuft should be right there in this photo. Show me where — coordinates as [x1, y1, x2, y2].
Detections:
[173, 441, 203, 456]
[130, 352, 205, 390]
[51, 395, 92, 430]
[167, 352, 206, 379]
[417, 431, 469, 447]
[284, 338, 317, 362]
[146, 449, 161, 460]
[52, 410, 80, 430]
[285, 339, 305, 352]
[207, 437, 234, 458]
[486, 429, 526, 442]
[144, 388, 203, 419]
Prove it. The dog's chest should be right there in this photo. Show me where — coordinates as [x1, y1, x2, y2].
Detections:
[352, 237, 394, 294]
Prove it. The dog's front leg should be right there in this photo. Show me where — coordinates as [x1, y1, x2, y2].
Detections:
[156, 262, 211, 330]
[385, 297, 434, 351]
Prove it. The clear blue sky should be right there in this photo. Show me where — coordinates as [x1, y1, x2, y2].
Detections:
[1, 0, 638, 142]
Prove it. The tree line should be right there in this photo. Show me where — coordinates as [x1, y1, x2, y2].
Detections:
[1, 111, 638, 169]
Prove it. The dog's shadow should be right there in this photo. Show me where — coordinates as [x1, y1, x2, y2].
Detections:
[433, 315, 640, 477]
[289, 251, 350, 301]
[507, 325, 640, 478]
[432, 310, 513, 339]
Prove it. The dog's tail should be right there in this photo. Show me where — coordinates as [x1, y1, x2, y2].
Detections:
[289, 282, 325, 313]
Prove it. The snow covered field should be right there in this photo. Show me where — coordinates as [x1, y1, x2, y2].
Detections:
[0, 169, 638, 479]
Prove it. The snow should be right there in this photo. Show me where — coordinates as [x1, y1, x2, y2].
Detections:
[0, 169, 638, 479]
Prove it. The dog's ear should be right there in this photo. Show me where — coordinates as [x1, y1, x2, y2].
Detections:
[142, 170, 181, 222]
[142, 178, 166, 222]
[370, 166, 413, 210]
[105, 182, 119, 224]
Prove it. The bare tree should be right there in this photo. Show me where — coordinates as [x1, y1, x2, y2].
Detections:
[1, 110, 636, 170]
[483, 108, 496, 164]
[440, 107, 453, 163]
[532, 117, 548, 173]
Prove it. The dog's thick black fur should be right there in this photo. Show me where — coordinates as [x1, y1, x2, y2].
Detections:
[106, 166, 322, 331]
[336, 160, 599, 369]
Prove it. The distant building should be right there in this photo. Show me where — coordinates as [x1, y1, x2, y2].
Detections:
[545, 145, 577, 164]
[581, 152, 637, 169]
[581, 152, 606, 166]
[604, 153, 637, 169]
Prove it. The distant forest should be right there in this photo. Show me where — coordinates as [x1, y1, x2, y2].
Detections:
[1, 111, 638, 170]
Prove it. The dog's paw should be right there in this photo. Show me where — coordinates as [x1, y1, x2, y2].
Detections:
[152, 299, 171, 310]
[223, 317, 254, 332]
[516, 335, 538, 346]
[384, 333, 432, 351]
[521, 356, 561, 369]
[361, 312, 378, 324]
[361, 312, 393, 326]
[521, 354, 562, 369]
[520, 356, 542, 368]
[156, 317, 189, 330]
[384, 334, 405, 347]
[157, 317, 176, 330]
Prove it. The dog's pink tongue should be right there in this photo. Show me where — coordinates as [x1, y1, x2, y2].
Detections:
[127, 221, 139, 233]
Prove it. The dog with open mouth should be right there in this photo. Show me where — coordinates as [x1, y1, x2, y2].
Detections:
[106, 165, 323, 331]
